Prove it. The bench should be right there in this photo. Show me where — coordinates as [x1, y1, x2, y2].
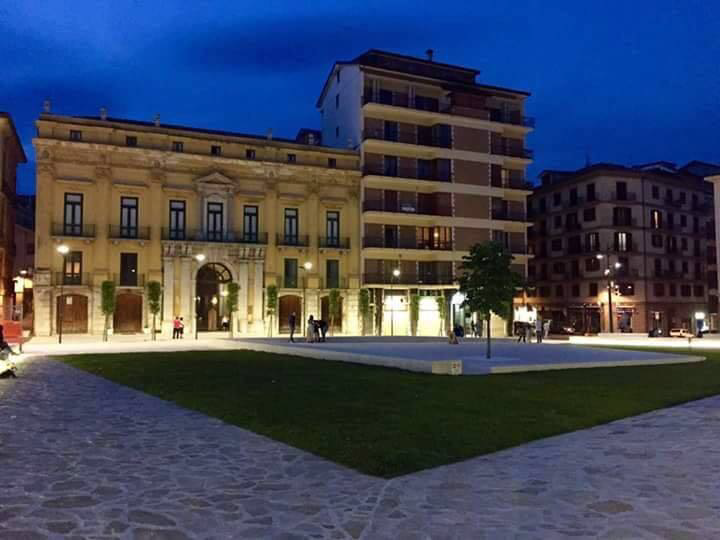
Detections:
[1, 321, 26, 352]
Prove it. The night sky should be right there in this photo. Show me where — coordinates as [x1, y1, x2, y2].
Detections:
[2, 1, 719, 195]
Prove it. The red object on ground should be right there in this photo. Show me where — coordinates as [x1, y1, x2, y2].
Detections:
[1, 321, 25, 351]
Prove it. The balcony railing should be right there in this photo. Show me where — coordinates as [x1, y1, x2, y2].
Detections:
[362, 236, 453, 250]
[362, 272, 455, 285]
[52, 223, 96, 238]
[362, 128, 452, 149]
[490, 144, 534, 159]
[320, 276, 348, 290]
[53, 272, 90, 286]
[612, 242, 638, 252]
[609, 192, 638, 202]
[113, 272, 146, 288]
[319, 236, 350, 249]
[363, 164, 451, 183]
[490, 176, 533, 190]
[363, 199, 453, 217]
[612, 218, 638, 227]
[108, 225, 151, 240]
[161, 229, 268, 244]
[276, 234, 310, 247]
[491, 209, 528, 222]
[362, 92, 438, 112]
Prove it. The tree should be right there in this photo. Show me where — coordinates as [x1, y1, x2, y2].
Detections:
[435, 295, 448, 337]
[409, 293, 420, 336]
[146, 280, 162, 341]
[328, 289, 341, 336]
[266, 285, 278, 337]
[100, 280, 116, 342]
[459, 241, 524, 358]
[226, 282, 240, 337]
[358, 288, 370, 336]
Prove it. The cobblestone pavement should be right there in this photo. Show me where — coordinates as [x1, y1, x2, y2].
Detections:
[2, 357, 720, 539]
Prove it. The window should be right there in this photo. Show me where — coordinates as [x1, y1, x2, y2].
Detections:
[246, 149, 256, 160]
[654, 283, 665, 297]
[206, 202, 224, 241]
[651, 234, 663, 248]
[669, 283, 677, 297]
[681, 237, 688, 251]
[654, 258, 662, 275]
[679, 192, 686, 204]
[336, 69, 340, 83]
[615, 181, 627, 200]
[211, 145, 222, 156]
[539, 198, 546, 212]
[284, 208, 299, 243]
[583, 207, 596, 221]
[553, 262, 565, 274]
[585, 232, 599, 252]
[650, 209, 662, 229]
[384, 121, 398, 142]
[126, 136, 137, 147]
[284, 259, 298, 289]
[63, 251, 83, 285]
[681, 284, 692, 297]
[652, 185, 659, 199]
[326, 260, 340, 289]
[571, 260, 580, 277]
[571, 284, 580, 297]
[613, 207, 632, 226]
[614, 232, 631, 252]
[680, 214, 687, 227]
[555, 285, 564, 297]
[566, 213, 579, 230]
[120, 197, 138, 238]
[569, 187, 578, 205]
[567, 235, 582, 254]
[384, 156, 398, 177]
[553, 215, 562, 228]
[287, 153, 297, 163]
[169, 200, 186, 240]
[553, 192, 562, 206]
[120, 253, 138, 287]
[335, 94, 340, 109]
[586, 183, 596, 202]
[682, 261, 689, 274]
[69, 130, 82, 141]
[589, 283, 598, 296]
[667, 236, 678, 253]
[243, 205, 258, 242]
[619, 283, 635, 296]
[63, 193, 83, 236]
[551, 238, 562, 251]
[328, 158, 336, 168]
[695, 285, 704, 297]
[172, 141, 183, 152]
[585, 257, 600, 272]
[326, 211, 340, 246]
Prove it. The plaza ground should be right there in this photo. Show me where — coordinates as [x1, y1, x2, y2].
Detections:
[3, 351, 720, 538]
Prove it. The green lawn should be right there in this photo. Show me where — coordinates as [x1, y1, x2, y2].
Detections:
[61, 348, 720, 478]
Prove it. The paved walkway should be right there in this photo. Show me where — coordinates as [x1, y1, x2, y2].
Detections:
[2, 357, 720, 538]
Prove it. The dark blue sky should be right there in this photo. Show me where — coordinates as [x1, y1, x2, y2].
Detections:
[2, 1, 719, 194]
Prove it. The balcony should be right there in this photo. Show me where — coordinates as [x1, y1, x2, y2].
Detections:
[362, 272, 455, 286]
[276, 234, 310, 247]
[161, 229, 268, 244]
[53, 272, 90, 286]
[362, 92, 437, 112]
[611, 242, 637, 253]
[490, 144, 533, 159]
[654, 270, 684, 279]
[362, 128, 452, 149]
[491, 208, 528, 222]
[320, 276, 349, 290]
[52, 223, 95, 238]
[362, 236, 453, 250]
[108, 225, 151, 240]
[319, 236, 350, 249]
[114, 272, 146, 288]
[486, 108, 536, 128]
[490, 176, 533, 190]
[608, 192, 638, 202]
[363, 199, 453, 217]
[362, 164, 451, 183]
[613, 218, 638, 227]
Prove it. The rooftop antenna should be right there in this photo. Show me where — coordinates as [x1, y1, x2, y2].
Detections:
[426, 48, 434, 61]
[43, 100, 51, 113]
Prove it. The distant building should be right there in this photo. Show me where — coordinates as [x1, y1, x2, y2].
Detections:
[527, 162, 719, 335]
[0, 112, 25, 320]
[317, 49, 533, 335]
[14, 194, 35, 329]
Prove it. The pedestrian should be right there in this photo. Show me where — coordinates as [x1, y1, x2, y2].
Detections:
[517, 322, 526, 343]
[316, 319, 328, 342]
[172, 316, 181, 339]
[221, 316, 229, 331]
[543, 319, 551, 340]
[179, 317, 184, 338]
[526, 321, 534, 343]
[306, 315, 316, 343]
[471, 320, 477, 338]
[536, 317, 543, 344]
[289, 312, 297, 342]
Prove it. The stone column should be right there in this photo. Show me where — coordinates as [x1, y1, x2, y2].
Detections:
[162, 256, 175, 336]
[237, 261, 249, 334]
[252, 261, 264, 335]
[344, 289, 359, 336]
[179, 257, 193, 334]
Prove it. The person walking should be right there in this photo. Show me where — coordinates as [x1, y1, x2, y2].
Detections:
[172, 316, 181, 339]
[179, 317, 185, 338]
[471, 320, 477, 338]
[535, 317, 543, 344]
[517, 322, 526, 343]
[543, 319, 551, 340]
[306, 315, 316, 343]
[289, 312, 297, 343]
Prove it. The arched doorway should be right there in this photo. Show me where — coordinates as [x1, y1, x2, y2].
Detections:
[321, 295, 343, 333]
[278, 295, 301, 334]
[56, 294, 88, 334]
[114, 293, 142, 333]
[196, 263, 232, 331]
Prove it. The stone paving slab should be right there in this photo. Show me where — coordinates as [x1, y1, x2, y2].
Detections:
[2, 356, 720, 538]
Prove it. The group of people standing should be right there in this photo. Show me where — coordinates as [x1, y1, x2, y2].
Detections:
[516, 318, 550, 343]
[172, 317, 185, 339]
[288, 312, 329, 343]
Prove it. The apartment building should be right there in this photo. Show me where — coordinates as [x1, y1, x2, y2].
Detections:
[527, 162, 718, 335]
[33, 112, 361, 337]
[317, 50, 533, 335]
[0, 112, 25, 319]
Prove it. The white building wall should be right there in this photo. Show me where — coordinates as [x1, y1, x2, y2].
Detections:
[320, 65, 363, 150]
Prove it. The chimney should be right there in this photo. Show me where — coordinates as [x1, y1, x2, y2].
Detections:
[267, 128, 273, 141]
[154, 114, 161, 126]
[100, 107, 107, 120]
[307, 133, 315, 145]
[43, 100, 51, 113]
[426, 49, 434, 61]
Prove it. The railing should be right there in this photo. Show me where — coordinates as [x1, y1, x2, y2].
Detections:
[362, 93, 439, 112]
[276, 234, 310, 247]
[491, 209, 528, 222]
[161, 229, 268, 244]
[611, 242, 638, 252]
[613, 218, 638, 227]
[490, 176, 533, 190]
[362, 272, 455, 285]
[362, 164, 451, 183]
[52, 223, 96, 238]
[363, 199, 453, 217]
[490, 144, 534, 159]
[608, 192, 638, 202]
[654, 270, 684, 279]
[53, 272, 90, 286]
[487, 109, 536, 128]
[113, 272, 146, 288]
[320, 277, 348, 290]
[362, 128, 452, 149]
[362, 236, 453, 250]
[108, 225, 151, 240]
[319, 236, 350, 249]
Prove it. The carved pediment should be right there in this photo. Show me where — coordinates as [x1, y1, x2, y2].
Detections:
[194, 171, 237, 195]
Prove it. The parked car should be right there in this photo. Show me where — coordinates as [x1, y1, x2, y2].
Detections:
[669, 328, 693, 338]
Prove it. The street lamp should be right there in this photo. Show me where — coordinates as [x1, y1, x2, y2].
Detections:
[56, 244, 70, 344]
[300, 261, 312, 336]
[390, 268, 400, 337]
[596, 253, 622, 333]
[194, 253, 205, 339]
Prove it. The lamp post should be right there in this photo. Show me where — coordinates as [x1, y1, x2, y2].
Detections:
[56, 244, 69, 344]
[596, 253, 622, 333]
[194, 253, 205, 339]
[300, 261, 312, 337]
[390, 268, 400, 337]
